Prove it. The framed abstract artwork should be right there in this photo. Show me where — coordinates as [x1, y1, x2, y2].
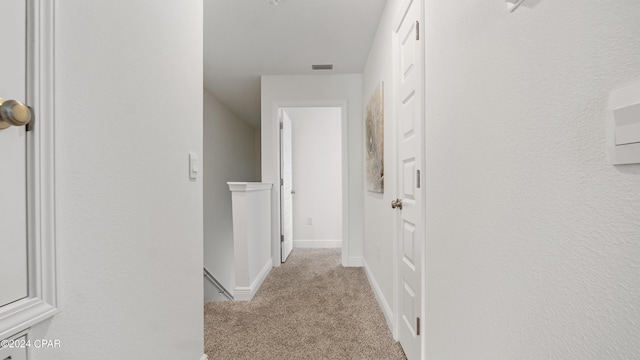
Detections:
[366, 82, 384, 193]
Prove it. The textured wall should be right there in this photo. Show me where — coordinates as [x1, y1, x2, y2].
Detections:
[32, 1, 204, 359]
[204, 90, 258, 296]
[425, 0, 640, 358]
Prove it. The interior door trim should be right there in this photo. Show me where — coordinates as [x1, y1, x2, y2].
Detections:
[0, 0, 58, 340]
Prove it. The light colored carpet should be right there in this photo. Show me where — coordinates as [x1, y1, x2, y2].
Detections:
[204, 248, 407, 360]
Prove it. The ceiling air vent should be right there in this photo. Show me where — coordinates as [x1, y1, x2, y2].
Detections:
[312, 64, 334, 70]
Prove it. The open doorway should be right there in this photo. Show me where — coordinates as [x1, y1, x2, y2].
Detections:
[280, 107, 343, 262]
[278, 106, 345, 263]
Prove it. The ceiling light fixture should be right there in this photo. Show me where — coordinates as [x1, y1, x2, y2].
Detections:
[266, 0, 283, 5]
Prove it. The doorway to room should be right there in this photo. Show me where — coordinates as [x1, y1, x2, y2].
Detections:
[279, 107, 343, 262]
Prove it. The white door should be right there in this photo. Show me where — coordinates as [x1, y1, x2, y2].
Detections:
[280, 110, 294, 262]
[0, 0, 29, 307]
[394, 0, 424, 358]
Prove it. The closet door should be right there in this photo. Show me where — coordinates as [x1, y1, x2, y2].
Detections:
[0, 0, 29, 308]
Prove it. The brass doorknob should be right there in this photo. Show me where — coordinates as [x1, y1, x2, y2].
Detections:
[391, 199, 403, 210]
[0, 97, 33, 130]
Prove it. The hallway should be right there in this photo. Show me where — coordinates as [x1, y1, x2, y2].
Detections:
[204, 249, 406, 359]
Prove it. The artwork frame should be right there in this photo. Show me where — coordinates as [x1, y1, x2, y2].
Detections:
[366, 82, 384, 193]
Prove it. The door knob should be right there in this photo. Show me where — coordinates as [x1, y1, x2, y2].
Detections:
[0, 97, 33, 130]
[391, 199, 403, 210]
[291, 189, 296, 195]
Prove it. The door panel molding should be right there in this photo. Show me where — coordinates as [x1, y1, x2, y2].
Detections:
[0, 0, 58, 340]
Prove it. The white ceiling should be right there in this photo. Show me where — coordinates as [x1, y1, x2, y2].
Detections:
[204, 0, 388, 128]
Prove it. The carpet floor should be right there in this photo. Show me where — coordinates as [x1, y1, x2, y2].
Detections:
[204, 248, 407, 360]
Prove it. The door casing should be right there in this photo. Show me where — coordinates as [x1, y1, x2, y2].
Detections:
[279, 109, 293, 262]
[0, 0, 58, 340]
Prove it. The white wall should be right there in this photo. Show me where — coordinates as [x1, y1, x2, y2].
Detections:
[204, 89, 259, 297]
[261, 75, 363, 266]
[31, 1, 204, 359]
[361, 0, 405, 328]
[286, 107, 342, 248]
[424, 1, 640, 359]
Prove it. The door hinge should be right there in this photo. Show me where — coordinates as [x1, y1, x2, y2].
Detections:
[416, 21, 420, 40]
[416, 169, 421, 189]
[280, 121, 283, 129]
[417, 317, 420, 336]
[280, 178, 284, 186]
[281, 235, 284, 243]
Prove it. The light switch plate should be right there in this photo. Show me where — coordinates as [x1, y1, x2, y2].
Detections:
[613, 103, 640, 146]
[608, 81, 640, 165]
[189, 152, 198, 180]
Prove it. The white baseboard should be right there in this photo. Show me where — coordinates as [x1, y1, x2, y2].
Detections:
[233, 259, 272, 301]
[201, 355, 208, 360]
[363, 258, 394, 334]
[343, 256, 362, 267]
[294, 239, 342, 248]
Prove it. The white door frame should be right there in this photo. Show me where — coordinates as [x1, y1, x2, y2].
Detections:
[279, 108, 293, 262]
[269, 101, 349, 267]
[392, 0, 426, 357]
[0, 0, 58, 340]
